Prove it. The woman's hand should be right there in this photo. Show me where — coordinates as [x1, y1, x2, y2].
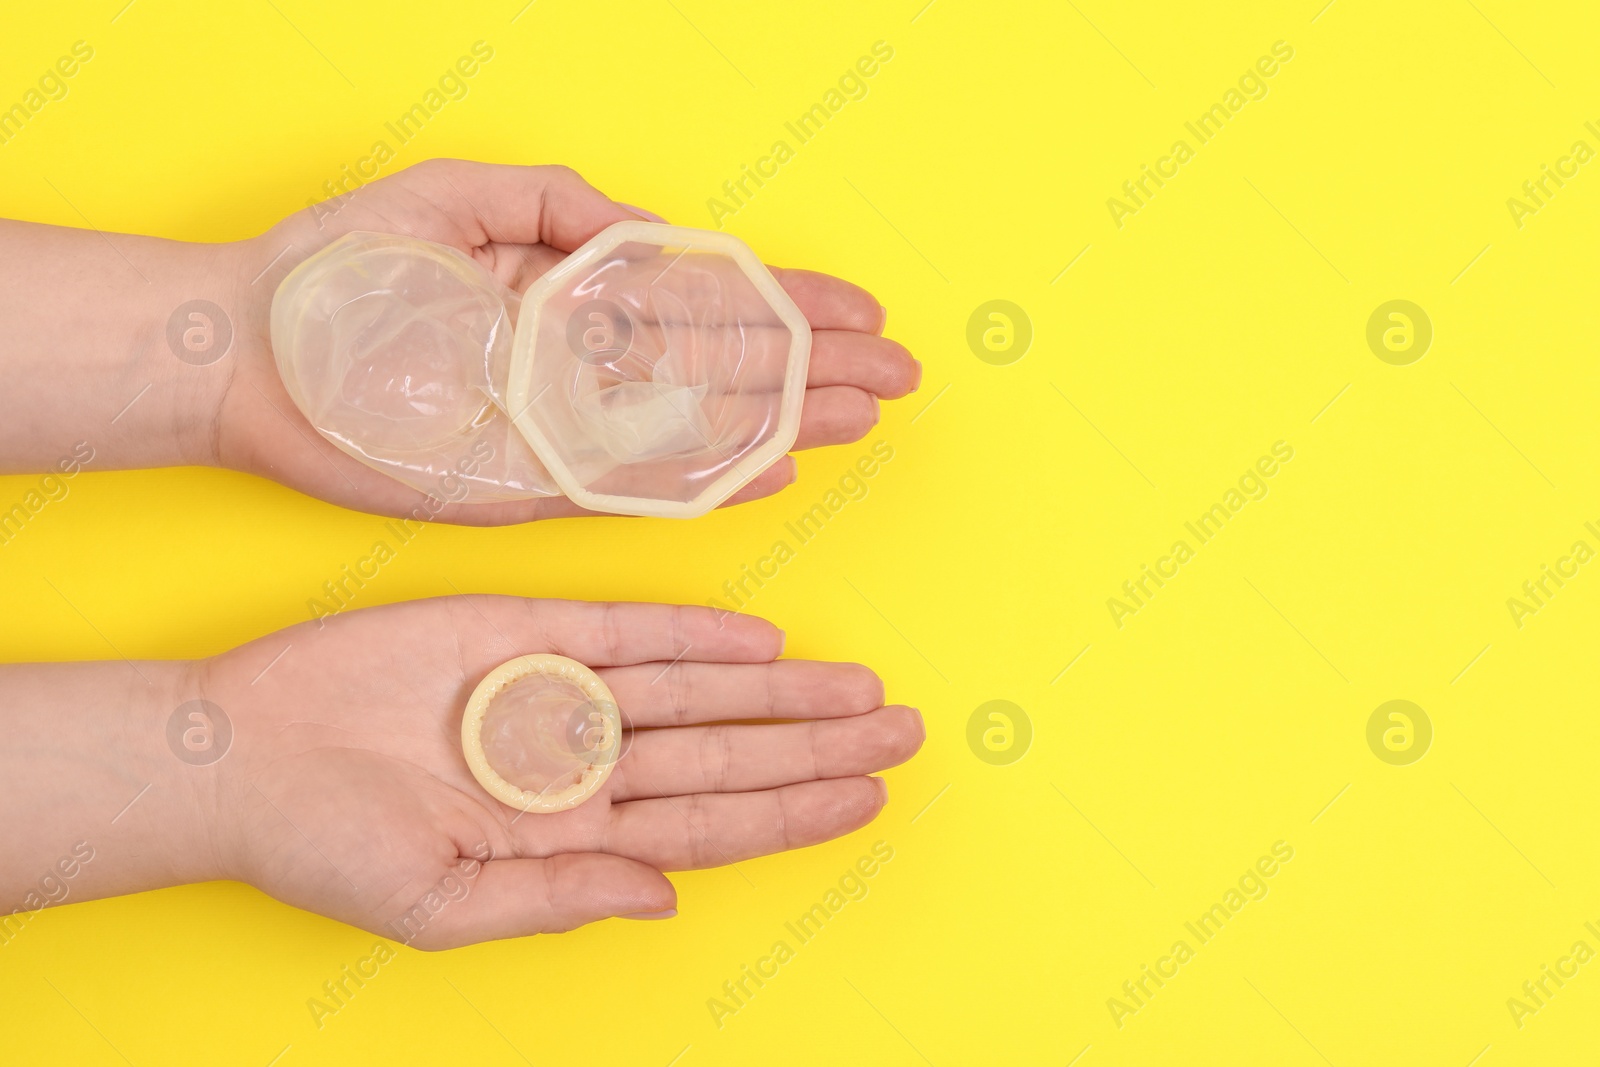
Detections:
[220, 160, 922, 523]
[194, 597, 922, 948]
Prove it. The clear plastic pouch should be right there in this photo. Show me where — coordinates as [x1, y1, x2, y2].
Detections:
[271, 222, 812, 517]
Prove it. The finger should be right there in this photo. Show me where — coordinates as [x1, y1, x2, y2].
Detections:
[499, 440, 787, 507]
[770, 267, 885, 334]
[414, 159, 643, 253]
[398, 854, 674, 949]
[426, 492, 608, 525]
[596, 660, 884, 727]
[604, 777, 888, 871]
[444, 598, 785, 667]
[715, 455, 796, 508]
[807, 330, 920, 397]
[618, 202, 669, 224]
[479, 240, 568, 294]
[599, 263, 877, 331]
[795, 385, 879, 449]
[391, 389, 866, 520]
[290, 383, 866, 525]
[666, 329, 916, 395]
[608, 706, 923, 801]
[430, 453, 797, 524]
[406, 388, 882, 524]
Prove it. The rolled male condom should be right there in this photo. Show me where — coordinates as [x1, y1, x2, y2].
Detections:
[460, 655, 623, 813]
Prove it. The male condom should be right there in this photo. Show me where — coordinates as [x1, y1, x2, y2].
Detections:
[460, 655, 623, 813]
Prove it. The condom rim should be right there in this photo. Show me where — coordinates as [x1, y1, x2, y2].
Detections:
[270, 232, 511, 455]
[505, 220, 813, 519]
[460, 654, 622, 813]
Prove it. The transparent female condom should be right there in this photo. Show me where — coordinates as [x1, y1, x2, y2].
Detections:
[270, 222, 812, 518]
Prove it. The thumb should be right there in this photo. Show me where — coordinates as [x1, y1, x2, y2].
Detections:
[411, 159, 648, 252]
[394, 854, 676, 950]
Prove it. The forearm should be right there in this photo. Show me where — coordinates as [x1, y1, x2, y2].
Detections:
[0, 660, 229, 920]
[0, 219, 243, 474]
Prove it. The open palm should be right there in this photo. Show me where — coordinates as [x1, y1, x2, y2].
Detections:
[219, 160, 920, 523]
[197, 596, 922, 948]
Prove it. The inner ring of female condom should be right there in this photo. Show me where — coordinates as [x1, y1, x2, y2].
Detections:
[460, 654, 623, 813]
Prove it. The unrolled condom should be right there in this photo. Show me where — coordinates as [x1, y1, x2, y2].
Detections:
[270, 222, 812, 517]
[460, 655, 623, 813]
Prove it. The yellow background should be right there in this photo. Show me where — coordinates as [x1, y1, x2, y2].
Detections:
[3, 0, 1599, 1063]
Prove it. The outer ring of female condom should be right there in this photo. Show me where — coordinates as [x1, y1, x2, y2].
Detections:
[505, 221, 813, 519]
[460, 654, 623, 813]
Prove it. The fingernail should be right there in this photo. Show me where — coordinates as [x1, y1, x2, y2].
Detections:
[872, 776, 888, 801]
[911, 359, 923, 392]
[622, 908, 677, 920]
[776, 629, 787, 656]
[620, 202, 669, 224]
[875, 305, 888, 335]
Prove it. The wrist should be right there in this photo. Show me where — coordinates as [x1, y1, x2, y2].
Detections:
[147, 237, 253, 470]
[109, 659, 238, 888]
[149, 658, 246, 884]
[209, 231, 312, 480]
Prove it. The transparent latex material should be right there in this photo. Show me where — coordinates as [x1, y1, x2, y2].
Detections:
[271, 223, 812, 517]
[269, 234, 558, 503]
[481, 675, 600, 793]
[506, 223, 811, 517]
[460, 655, 621, 813]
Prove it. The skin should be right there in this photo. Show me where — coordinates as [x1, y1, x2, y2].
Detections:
[0, 159, 922, 521]
[0, 597, 923, 949]
[0, 165, 923, 947]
